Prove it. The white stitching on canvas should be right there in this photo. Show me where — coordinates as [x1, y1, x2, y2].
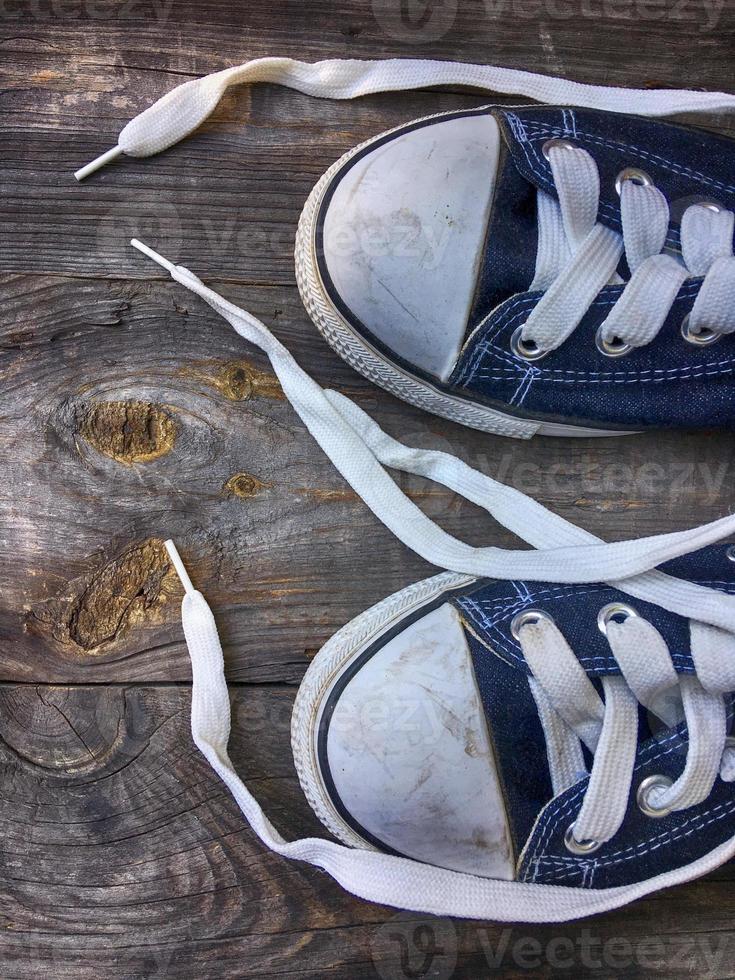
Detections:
[519, 119, 735, 197]
[458, 584, 709, 671]
[471, 364, 735, 384]
[455, 283, 731, 388]
[524, 702, 735, 882]
[534, 797, 735, 883]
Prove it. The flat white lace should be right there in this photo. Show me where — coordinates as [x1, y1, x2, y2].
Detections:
[526, 146, 735, 353]
[518, 613, 733, 848]
[133, 240, 735, 920]
[74, 55, 735, 359]
[74, 56, 735, 180]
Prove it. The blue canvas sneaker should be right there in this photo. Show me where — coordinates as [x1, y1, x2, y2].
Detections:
[296, 105, 735, 437]
[75, 57, 735, 438]
[291, 546, 735, 916]
[137, 238, 735, 922]
[167, 527, 735, 921]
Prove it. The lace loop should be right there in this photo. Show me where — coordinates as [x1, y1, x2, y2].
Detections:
[681, 206, 734, 276]
[522, 224, 623, 352]
[599, 254, 688, 347]
[516, 609, 733, 846]
[550, 144, 600, 249]
[606, 616, 679, 725]
[689, 255, 735, 338]
[573, 676, 639, 844]
[619, 180, 668, 273]
[526, 151, 735, 354]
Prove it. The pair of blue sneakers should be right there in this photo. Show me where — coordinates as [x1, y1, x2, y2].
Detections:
[79, 58, 735, 922]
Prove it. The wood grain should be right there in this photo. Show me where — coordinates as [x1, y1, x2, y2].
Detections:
[0, 683, 731, 979]
[2, 0, 735, 975]
[3, 274, 733, 683]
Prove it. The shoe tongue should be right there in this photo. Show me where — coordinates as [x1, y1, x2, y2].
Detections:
[460, 622, 553, 855]
[465, 140, 540, 333]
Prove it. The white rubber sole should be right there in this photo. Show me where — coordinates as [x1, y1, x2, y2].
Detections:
[294, 110, 636, 440]
[291, 570, 475, 848]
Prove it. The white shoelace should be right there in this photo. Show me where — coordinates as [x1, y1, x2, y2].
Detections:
[523, 147, 735, 357]
[521, 611, 734, 851]
[74, 56, 735, 180]
[75, 55, 735, 364]
[134, 239, 735, 920]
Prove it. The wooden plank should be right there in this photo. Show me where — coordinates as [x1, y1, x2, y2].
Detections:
[3, 271, 734, 681]
[3, 0, 735, 973]
[0, 683, 731, 979]
[2, 2, 734, 284]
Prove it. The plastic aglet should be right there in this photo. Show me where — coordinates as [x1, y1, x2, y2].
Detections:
[165, 540, 196, 596]
[130, 238, 177, 273]
[74, 146, 123, 181]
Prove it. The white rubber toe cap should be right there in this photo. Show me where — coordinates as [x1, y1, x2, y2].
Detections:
[321, 113, 501, 382]
[324, 602, 515, 879]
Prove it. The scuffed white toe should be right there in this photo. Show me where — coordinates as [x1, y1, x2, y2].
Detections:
[320, 113, 501, 381]
[323, 602, 515, 879]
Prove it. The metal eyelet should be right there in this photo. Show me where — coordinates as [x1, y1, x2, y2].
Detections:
[510, 325, 549, 362]
[637, 774, 674, 818]
[681, 313, 720, 346]
[694, 200, 723, 213]
[564, 824, 602, 855]
[542, 138, 577, 160]
[615, 167, 654, 196]
[597, 602, 639, 636]
[510, 608, 555, 642]
[595, 326, 633, 358]
[726, 545, 735, 562]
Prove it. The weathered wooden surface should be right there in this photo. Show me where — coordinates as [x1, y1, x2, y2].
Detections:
[2, 0, 735, 976]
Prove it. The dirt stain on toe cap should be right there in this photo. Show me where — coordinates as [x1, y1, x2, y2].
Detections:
[79, 400, 176, 464]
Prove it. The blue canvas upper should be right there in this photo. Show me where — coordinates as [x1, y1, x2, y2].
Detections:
[449, 543, 735, 888]
[319, 103, 735, 429]
[450, 106, 735, 429]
